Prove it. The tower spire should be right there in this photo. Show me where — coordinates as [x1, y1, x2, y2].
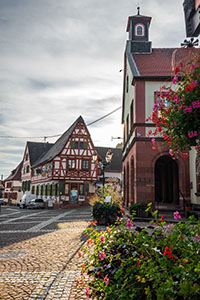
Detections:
[137, 5, 140, 15]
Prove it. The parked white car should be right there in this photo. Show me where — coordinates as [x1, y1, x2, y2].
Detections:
[19, 194, 35, 209]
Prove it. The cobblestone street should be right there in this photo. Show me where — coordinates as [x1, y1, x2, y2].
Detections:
[0, 206, 91, 300]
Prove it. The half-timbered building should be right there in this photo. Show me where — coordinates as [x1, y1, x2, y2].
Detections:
[4, 161, 23, 205]
[30, 116, 98, 207]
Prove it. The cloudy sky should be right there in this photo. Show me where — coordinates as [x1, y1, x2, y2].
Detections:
[0, 0, 187, 178]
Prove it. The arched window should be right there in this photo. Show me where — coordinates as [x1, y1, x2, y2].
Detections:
[131, 157, 134, 202]
[196, 152, 200, 194]
[127, 162, 130, 207]
[135, 23, 145, 36]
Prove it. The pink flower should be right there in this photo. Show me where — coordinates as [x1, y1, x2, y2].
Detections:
[169, 149, 174, 156]
[190, 63, 196, 70]
[174, 122, 177, 126]
[104, 274, 109, 285]
[99, 250, 106, 261]
[173, 211, 181, 220]
[100, 236, 105, 243]
[172, 76, 178, 85]
[86, 287, 90, 298]
[151, 138, 155, 144]
[126, 219, 133, 229]
[196, 235, 200, 242]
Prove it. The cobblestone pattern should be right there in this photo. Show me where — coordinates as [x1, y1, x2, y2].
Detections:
[0, 206, 91, 300]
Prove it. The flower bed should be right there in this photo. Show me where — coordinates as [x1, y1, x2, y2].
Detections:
[78, 205, 200, 299]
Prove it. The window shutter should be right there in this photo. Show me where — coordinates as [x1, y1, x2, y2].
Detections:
[83, 142, 87, 149]
[59, 183, 64, 195]
[85, 184, 89, 196]
[71, 141, 75, 149]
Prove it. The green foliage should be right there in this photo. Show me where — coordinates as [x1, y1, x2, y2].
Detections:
[79, 206, 200, 299]
[130, 201, 152, 218]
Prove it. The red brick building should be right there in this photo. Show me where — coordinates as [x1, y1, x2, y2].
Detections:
[121, 9, 200, 209]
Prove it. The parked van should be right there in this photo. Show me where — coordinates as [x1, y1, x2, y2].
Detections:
[19, 194, 35, 209]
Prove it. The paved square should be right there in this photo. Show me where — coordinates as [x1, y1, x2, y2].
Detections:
[0, 206, 91, 299]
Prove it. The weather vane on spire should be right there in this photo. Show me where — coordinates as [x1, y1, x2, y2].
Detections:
[137, 1, 141, 15]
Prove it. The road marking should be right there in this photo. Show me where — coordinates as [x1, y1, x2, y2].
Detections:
[26, 209, 77, 232]
[0, 211, 22, 218]
[0, 210, 47, 225]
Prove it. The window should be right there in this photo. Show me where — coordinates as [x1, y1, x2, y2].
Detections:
[25, 154, 28, 161]
[130, 100, 134, 128]
[47, 184, 51, 196]
[126, 75, 129, 93]
[40, 185, 43, 196]
[28, 180, 30, 191]
[71, 141, 79, 149]
[59, 183, 64, 195]
[126, 114, 129, 138]
[31, 185, 35, 194]
[80, 142, 88, 149]
[6, 182, 12, 188]
[196, 152, 200, 194]
[52, 184, 56, 196]
[68, 159, 75, 169]
[82, 159, 89, 170]
[154, 92, 170, 118]
[26, 166, 29, 173]
[135, 24, 145, 36]
[36, 186, 39, 196]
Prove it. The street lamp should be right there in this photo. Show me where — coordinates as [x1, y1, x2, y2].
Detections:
[98, 149, 113, 187]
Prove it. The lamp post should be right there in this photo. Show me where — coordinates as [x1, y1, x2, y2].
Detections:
[98, 149, 113, 188]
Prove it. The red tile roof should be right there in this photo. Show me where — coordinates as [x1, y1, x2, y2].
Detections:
[133, 48, 200, 77]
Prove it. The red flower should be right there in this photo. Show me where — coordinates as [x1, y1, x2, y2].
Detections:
[120, 208, 124, 214]
[160, 216, 164, 222]
[163, 246, 174, 258]
[174, 66, 179, 74]
[136, 259, 140, 266]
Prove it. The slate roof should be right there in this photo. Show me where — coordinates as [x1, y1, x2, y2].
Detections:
[95, 147, 122, 172]
[131, 47, 200, 78]
[27, 141, 54, 166]
[32, 116, 85, 167]
[5, 161, 23, 181]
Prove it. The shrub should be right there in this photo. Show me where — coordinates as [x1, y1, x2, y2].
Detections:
[78, 207, 200, 299]
[89, 184, 123, 225]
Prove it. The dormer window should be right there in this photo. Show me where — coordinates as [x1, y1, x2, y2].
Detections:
[135, 23, 145, 36]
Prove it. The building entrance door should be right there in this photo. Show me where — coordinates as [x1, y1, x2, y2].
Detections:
[155, 155, 179, 204]
[70, 184, 78, 203]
